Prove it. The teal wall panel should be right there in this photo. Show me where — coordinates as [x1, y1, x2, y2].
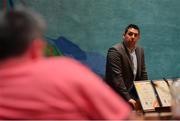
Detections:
[7, 0, 180, 79]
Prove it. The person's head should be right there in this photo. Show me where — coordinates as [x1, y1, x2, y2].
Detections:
[0, 6, 46, 61]
[123, 24, 140, 49]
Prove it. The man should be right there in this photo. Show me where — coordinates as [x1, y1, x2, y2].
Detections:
[0, 6, 131, 119]
[105, 24, 148, 108]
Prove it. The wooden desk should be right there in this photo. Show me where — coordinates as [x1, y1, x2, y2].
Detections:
[133, 100, 173, 120]
[143, 112, 172, 120]
[132, 111, 172, 120]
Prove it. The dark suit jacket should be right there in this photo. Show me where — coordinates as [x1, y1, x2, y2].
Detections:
[105, 42, 148, 101]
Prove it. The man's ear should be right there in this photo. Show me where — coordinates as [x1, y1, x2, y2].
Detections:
[29, 38, 46, 59]
[123, 33, 125, 40]
[137, 34, 140, 40]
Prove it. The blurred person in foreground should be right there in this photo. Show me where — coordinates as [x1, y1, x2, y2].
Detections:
[0, 6, 131, 119]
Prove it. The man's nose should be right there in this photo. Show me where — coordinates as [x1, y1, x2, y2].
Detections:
[132, 34, 135, 39]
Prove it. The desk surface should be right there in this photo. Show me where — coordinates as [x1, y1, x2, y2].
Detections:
[133, 100, 173, 120]
[132, 111, 172, 120]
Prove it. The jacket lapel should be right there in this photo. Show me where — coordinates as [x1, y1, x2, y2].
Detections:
[122, 42, 134, 73]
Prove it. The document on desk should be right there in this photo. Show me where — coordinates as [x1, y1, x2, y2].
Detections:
[168, 79, 173, 86]
[154, 80, 171, 107]
[134, 80, 159, 112]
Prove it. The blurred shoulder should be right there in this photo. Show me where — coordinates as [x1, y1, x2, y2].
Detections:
[35, 56, 85, 71]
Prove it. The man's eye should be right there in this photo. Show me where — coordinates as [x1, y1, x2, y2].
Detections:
[128, 33, 133, 36]
[128, 33, 138, 37]
[134, 34, 138, 37]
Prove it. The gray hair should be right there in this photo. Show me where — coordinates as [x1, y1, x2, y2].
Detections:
[0, 5, 46, 60]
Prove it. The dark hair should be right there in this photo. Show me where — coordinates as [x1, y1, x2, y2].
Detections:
[0, 6, 46, 60]
[124, 24, 140, 34]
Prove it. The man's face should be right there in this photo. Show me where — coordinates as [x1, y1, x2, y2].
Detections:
[123, 28, 140, 49]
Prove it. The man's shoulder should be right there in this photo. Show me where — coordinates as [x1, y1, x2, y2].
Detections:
[108, 43, 124, 53]
[40, 57, 77, 74]
[136, 45, 144, 51]
[31, 57, 82, 74]
[30, 57, 90, 83]
[109, 43, 123, 51]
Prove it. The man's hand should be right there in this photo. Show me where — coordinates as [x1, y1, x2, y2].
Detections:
[128, 99, 136, 109]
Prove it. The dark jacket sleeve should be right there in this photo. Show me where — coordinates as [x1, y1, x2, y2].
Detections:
[140, 49, 148, 80]
[106, 48, 131, 101]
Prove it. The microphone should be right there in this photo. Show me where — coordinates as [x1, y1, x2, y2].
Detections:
[150, 80, 162, 107]
[151, 78, 178, 113]
[163, 77, 170, 88]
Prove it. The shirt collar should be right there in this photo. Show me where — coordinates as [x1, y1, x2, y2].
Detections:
[123, 41, 136, 53]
